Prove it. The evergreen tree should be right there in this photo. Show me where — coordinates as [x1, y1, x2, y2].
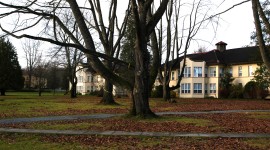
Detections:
[119, 13, 136, 84]
[251, 0, 270, 45]
[219, 70, 234, 98]
[0, 38, 24, 95]
[120, 13, 136, 66]
[252, 64, 270, 90]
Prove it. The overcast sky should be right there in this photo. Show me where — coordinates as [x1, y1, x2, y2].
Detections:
[5, 0, 255, 68]
[195, 0, 254, 50]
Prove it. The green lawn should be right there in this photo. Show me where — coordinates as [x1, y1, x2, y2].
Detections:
[1, 92, 270, 149]
[0, 92, 130, 118]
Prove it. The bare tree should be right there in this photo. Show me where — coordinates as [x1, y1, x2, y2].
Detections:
[34, 59, 48, 96]
[0, 0, 168, 117]
[47, 8, 85, 98]
[159, 0, 211, 101]
[22, 39, 42, 88]
[251, 0, 270, 70]
[88, 0, 130, 105]
[193, 46, 208, 53]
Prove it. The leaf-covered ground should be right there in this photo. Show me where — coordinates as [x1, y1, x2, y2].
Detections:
[1, 95, 270, 149]
[0, 133, 269, 150]
[1, 95, 270, 118]
[1, 112, 270, 134]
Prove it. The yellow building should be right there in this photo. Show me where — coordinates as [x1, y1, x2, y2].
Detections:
[169, 42, 263, 98]
[75, 63, 128, 96]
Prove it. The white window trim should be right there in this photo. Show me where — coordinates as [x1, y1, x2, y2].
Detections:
[209, 67, 216, 77]
[210, 83, 216, 93]
[194, 67, 202, 77]
[193, 83, 202, 94]
[181, 83, 191, 94]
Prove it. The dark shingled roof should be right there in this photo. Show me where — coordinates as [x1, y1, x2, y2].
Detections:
[189, 46, 262, 66]
[166, 46, 264, 69]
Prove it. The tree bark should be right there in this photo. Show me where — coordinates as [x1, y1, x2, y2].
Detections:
[163, 82, 171, 101]
[70, 83, 77, 98]
[38, 87, 42, 96]
[70, 77, 77, 98]
[0, 89, 5, 96]
[100, 80, 117, 105]
[132, 37, 156, 117]
[252, 0, 270, 70]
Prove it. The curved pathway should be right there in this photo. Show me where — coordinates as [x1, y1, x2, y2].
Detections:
[0, 109, 270, 138]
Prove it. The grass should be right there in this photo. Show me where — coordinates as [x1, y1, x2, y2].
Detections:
[244, 139, 270, 149]
[0, 93, 130, 118]
[30, 122, 103, 130]
[1, 92, 270, 149]
[138, 116, 213, 127]
[13, 115, 214, 131]
[247, 112, 270, 119]
[0, 133, 82, 150]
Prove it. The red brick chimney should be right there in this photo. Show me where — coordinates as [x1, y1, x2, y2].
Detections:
[215, 41, 227, 52]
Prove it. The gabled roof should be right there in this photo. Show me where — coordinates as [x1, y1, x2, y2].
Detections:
[165, 46, 264, 69]
[190, 46, 262, 66]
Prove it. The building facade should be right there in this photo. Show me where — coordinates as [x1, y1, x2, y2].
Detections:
[172, 42, 263, 98]
[75, 63, 128, 96]
[76, 42, 264, 98]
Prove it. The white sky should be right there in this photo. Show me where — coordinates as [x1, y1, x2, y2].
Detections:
[195, 0, 254, 50]
[6, 0, 254, 68]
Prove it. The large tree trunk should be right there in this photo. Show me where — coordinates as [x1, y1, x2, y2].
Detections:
[163, 83, 170, 101]
[131, 38, 156, 118]
[70, 82, 77, 98]
[38, 87, 42, 96]
[100, 80, 117, 105]
[28, 74, 32, 88]
[100, 61, 117, 105]
[252, 0, 270, 70]
[0, 89, 5, 96]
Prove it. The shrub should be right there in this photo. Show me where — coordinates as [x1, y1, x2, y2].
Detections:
[151, 85, 163, 98]
[229, 84, 243, 98]
[89, 90, 99, 96]
[219, 88, 230, 98]
[97, 88, 104, 97]
[170, 91, 176, 98]
[243, 81, 258, 99]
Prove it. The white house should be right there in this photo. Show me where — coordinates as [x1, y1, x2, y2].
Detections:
[75, 63, 128, 96]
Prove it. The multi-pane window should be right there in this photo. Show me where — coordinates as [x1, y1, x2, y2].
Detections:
[194, 67, 202, 77]
[205, 84, 208, 94]
[193, 83, 202, 93]
[78, 76, 83, 82]
[210, 83, 216, 93]
[91, 76, 94, 82]
[171, 71, 175, 80]
[238, 66, 242, 77]
[229, 67, 233, 76]
[181, 83, 191, 93]
[248, 65, 253, 76]
[205, 67, 208, 77]
[219, 68, 224, 77]
[209, 67, 216, 77]
[183, 67, 191, 77]
[91, 86, 94, 92]
[87, 86, 91, 92]
[77, 86, 83, 92]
